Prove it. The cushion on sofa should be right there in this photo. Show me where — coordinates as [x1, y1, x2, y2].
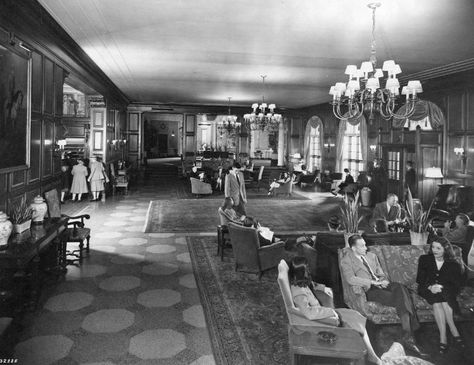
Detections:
[380, 245, 427, 287]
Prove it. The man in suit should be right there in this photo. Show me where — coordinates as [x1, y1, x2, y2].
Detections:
[405, 161, 417, 198]
[225, 162, 247, 216]
[340, 235, 427, 357]
[369, 193, 403, 230]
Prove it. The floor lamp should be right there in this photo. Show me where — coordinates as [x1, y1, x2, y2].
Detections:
[425, 166, 443, 204]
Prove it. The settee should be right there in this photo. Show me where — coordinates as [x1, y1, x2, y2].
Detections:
[338, 244, 474, 324]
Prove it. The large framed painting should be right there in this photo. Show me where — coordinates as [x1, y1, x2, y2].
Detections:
[0, 40, 31, 172]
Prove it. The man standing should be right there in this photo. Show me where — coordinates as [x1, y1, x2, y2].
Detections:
[369, 158, 386, 205]
[405, 161, 417, 198]
[369, 193, 403, 230]
[225, 162, 247, 216]
[340, 235, 427, 357]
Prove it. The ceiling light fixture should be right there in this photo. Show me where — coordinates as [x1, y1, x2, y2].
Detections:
[329, 2, 422, 121]
[217, 97, 240, 133]
[244, 75, 282, 131]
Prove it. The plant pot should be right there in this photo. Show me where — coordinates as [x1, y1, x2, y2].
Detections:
[13, 220, 31, 234]
[410, 231, 429, 246]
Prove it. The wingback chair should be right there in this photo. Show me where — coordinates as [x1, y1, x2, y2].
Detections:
[277, 260, 366, 365]
[272, 180, 293, 197]
[190, 177, 212, 196]
[228, 222, 286, 278]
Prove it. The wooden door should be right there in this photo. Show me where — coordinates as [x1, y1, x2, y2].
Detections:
[157, 134, 168, 156]
[383, 146, 416, 202]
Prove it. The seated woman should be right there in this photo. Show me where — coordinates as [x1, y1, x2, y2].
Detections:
[268, 171, 291, 195]
[289, 256, 382, 364]
[220, 197, 276, 246]
[416, 236, 464, 354]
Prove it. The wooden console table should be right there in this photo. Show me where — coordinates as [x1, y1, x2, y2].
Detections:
[0, 217, 68, 311]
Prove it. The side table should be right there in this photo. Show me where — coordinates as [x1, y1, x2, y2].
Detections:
[288, 325, 366, 365]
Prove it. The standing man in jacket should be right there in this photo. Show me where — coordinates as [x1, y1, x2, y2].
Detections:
[225, 162, 247, 216]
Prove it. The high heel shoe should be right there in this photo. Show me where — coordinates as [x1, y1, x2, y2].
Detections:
[453, 336, 465, 348]
[439, 342, 448, 354]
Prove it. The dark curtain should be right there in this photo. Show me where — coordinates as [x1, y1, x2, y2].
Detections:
[392, 100, 445, 129]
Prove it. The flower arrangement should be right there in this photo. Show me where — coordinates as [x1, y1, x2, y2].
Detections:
[405, 188, 433, 233]
[340, 191, 364, 234]
[8, 197, 33, 225]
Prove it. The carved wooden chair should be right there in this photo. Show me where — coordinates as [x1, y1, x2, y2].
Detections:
[44, 189, 91, 267]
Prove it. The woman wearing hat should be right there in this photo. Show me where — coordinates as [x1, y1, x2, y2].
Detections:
[70, 159, 88, 202]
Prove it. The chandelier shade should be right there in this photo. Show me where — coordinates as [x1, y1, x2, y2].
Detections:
[329, 2, 422, 121]
[244, 75, 282, 131]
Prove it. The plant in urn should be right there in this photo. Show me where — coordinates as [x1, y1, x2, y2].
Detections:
[30, 195, 48, 224]
[0, 211, 13, 249]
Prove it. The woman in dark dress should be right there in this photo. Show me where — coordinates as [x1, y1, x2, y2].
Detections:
[416, 237, 464, 353]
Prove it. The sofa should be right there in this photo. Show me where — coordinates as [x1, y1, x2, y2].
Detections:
[338, 244, 474, 324]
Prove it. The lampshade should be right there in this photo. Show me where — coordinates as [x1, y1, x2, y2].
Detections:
[425, 167, 443, 179]
[292, 153, 302, 159]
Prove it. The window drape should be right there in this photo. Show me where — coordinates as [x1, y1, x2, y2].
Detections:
[303, 116, 323, 172]
[336, 114, 367, 172]
[392, 100, 445, 129]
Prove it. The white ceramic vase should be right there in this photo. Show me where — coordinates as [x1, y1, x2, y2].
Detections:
[0, 211, 13, 248]
[410, 230, 429, 246]
[30, 195, 48, 224]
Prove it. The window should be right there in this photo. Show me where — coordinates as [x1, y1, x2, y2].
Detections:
[387, 151, 401, 180]
[342, 123, 362, 172]
[309, 125, 321, 171]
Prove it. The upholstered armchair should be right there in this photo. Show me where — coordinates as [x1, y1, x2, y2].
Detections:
[272, 180, 293, 197]
[228, 222, 286, 278]
[190, 177, 212, 196]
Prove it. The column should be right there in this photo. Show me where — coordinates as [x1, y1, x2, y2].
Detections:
[278, 121, 285, 166]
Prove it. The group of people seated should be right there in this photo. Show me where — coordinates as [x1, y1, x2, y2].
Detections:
[288, 233, 466, 363]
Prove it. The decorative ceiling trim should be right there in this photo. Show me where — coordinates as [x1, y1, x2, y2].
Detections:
[400, 58, 474, 83]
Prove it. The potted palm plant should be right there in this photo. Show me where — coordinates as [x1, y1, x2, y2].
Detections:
[9, 197, 33, 234]
[405, 188, 433, 245]
[340, 191, 364, 247]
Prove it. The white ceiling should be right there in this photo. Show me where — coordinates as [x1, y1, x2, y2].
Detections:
[39, 0, 474, 109]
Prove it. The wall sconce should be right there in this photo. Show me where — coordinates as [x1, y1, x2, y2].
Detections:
[369, 145, 377, 152]
[171, 130, 175, 137]
[454, 147, 467, 173]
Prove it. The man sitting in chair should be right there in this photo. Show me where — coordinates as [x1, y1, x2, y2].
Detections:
[340, 235, 428, 358]
[219, 197, 276, 246]
[370, 193, 405, 232]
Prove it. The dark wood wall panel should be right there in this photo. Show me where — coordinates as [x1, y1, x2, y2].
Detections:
[30, 119, 41, 182]
[31, 51, 43, 113]
[44, 58, 54, 115]
[54, 64, 64, 116]
[42, 120, 54, 177]
[448, 92, 464, 132]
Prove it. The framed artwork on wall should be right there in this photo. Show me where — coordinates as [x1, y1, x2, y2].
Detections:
[0, 39, 31, 172]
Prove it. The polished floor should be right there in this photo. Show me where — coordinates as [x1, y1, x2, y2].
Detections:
[11, 164, 341, 365]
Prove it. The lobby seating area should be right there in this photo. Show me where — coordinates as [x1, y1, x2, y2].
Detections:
[2, 1, 474, 364]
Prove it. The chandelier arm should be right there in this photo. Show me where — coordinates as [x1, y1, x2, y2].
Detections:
[388, 99, 417, 120]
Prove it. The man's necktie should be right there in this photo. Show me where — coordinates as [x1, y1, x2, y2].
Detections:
[361, 255, 378, 281]
[236, 173, 240, 186]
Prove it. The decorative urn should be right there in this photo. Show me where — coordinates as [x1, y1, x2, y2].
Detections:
[0, 211, 13, 249]
[30, 195, 48, 224]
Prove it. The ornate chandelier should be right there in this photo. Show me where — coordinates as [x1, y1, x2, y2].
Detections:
[244, 75, 282, 131]
[217, 97, 241, 133]
[329, 2, 422, 121]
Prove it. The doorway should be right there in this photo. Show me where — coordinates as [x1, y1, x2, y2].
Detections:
[157, 134, 168, 157]
[383, 146, 415, 202]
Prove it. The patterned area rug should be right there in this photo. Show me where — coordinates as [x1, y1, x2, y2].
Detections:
[144, 198, 338, 233]
[188, 236, 474, 365]
[188, 236, 289, 365]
